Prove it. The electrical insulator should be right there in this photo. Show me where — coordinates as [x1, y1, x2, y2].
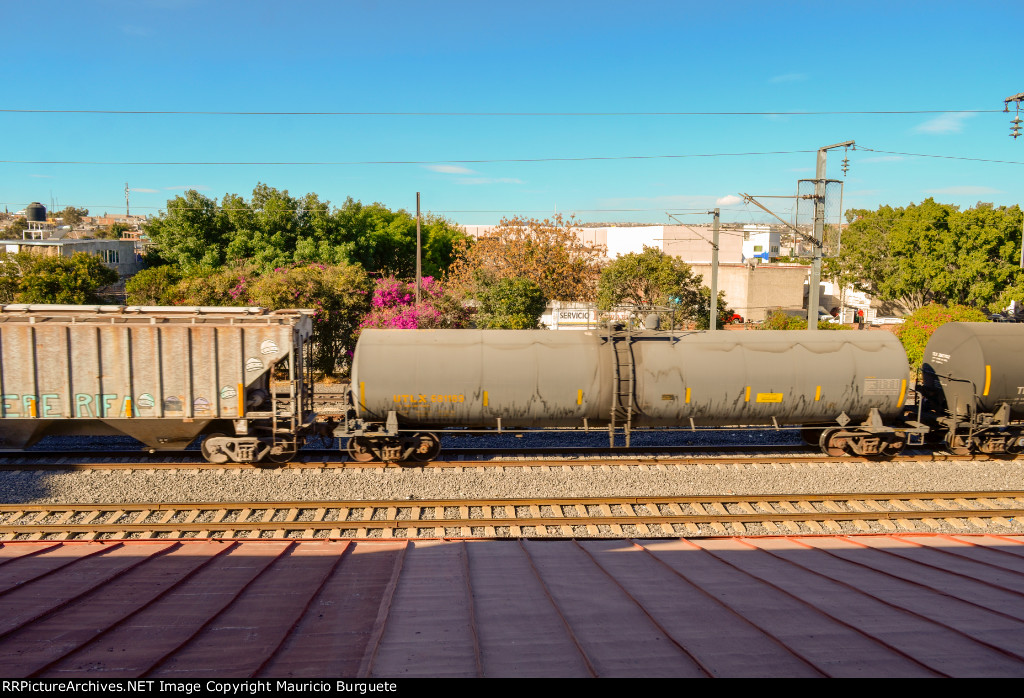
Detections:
[841, 156, 849, 175]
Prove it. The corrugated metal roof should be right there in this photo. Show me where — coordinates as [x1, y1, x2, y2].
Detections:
[0, 535, 1022, 678]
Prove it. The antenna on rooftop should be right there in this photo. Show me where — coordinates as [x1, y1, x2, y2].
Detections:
[125, 183, 130, 216]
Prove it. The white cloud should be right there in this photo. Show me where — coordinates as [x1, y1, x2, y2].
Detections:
[28, 174, 53, 178]
[424, 164, 476, 175]
[769, 73, 807, 83]
[131, 187, 159, 193]
[923, 185, 1003, 195]
[913, 112, 975, 134]
[716, 194, 742, 206]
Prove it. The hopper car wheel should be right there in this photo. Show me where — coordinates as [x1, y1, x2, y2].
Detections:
[267, 441, 299, 464]
[819, 428, 849, 457]
[201, 433, 230, 465]
[346, 436, 378, 463]
[410, 432, 442, 463]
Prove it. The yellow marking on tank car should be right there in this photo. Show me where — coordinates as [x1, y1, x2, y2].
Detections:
[125, 398, 133, 419]
[755, 392, 784, 403]
[577, 389, 583, 405]
[815, 385, 821, 401]
[685, 387, 691, 404]
[745, 386, 751, 402]
[29, 399, 36, 418]
[897, 379, 907, 407]
[483, 390, 489, 407]
[239, 382, 246, 417]
[984, 365, 991, 397]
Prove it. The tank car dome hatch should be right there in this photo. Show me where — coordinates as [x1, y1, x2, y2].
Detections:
[25, 202, 46, 222]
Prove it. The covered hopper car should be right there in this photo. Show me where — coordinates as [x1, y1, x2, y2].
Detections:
[338, 325, 936, 462]
[0, 305, 316, 463]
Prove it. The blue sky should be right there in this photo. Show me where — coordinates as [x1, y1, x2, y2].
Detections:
[2, 0, 1022, 226]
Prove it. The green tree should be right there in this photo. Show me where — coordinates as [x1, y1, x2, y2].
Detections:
[124, 265, 184, 305]
[837, 200, 1024, 312]
[596, 246, 730, 327]
[5, 218, 27, 238]
[16, 252, 117, 304]
[143, 186, 468, 277]
[474, 276, 547, 329]
[58, 206, 89, 229]
[98, 222, 132, 240]
[895, 303, 990, 369]
[144, 190, 230, 273]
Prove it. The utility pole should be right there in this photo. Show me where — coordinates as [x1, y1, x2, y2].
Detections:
[709, 208, 720, 330]
[1005, 94, 1024, 268]
[807, 140, 854, 330]
[415, 192, 422, 306]
[125, 183, 130, 217]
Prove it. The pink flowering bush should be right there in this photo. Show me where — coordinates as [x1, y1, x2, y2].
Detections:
[359, 276, 469, 331]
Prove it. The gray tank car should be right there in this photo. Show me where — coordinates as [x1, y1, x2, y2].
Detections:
[339, 327, 919, 461]
[0, 305, 316, 463]
[921, 322, 1024, 454]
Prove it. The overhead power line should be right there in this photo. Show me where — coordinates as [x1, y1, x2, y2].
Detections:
[0, 149, 815, 166]
[0, 109, 1001, 116]
[858, 146, 1024, 166]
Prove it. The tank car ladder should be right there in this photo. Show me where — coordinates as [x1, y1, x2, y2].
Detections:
[608, 323, 636, 447]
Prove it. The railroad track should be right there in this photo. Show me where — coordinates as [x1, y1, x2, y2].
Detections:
[0, 447, 1017, 470]
[2, 492, 1021, 540]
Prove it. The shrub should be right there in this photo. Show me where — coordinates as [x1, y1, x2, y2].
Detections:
[895, 303, 989, 369]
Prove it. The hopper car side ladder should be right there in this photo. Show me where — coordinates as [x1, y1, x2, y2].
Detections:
[607, 323, 635, 447]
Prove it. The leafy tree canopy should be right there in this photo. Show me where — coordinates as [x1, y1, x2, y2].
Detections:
[474, 275, 547, 329]
[58, 206, 89, 229]
[836, 199, 1024, 313]
[596, 246, 732, 328]
[14, 252, 117, 304]
[143, 185, 468, 277]
[447, 215, 605, 302]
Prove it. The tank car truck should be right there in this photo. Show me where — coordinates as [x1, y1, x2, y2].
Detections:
[919, 322, 1024, 454]
[337, 322, 925, 462]
[0, 305, 316, 463]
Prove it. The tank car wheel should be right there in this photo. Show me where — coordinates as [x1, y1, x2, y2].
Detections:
[948, 434, 974, 456]
[882, 435, 906, 457]
[201, 433, 230, 464]
[346, 436, 378, 462]
[819, 428, 849, 457]
[801, 429, 824, 446]
[410, 432, 442, 463]
[1007, 435, 1024, 455]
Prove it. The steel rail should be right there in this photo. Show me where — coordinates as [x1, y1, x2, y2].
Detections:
[0, 493, 1019, 540]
